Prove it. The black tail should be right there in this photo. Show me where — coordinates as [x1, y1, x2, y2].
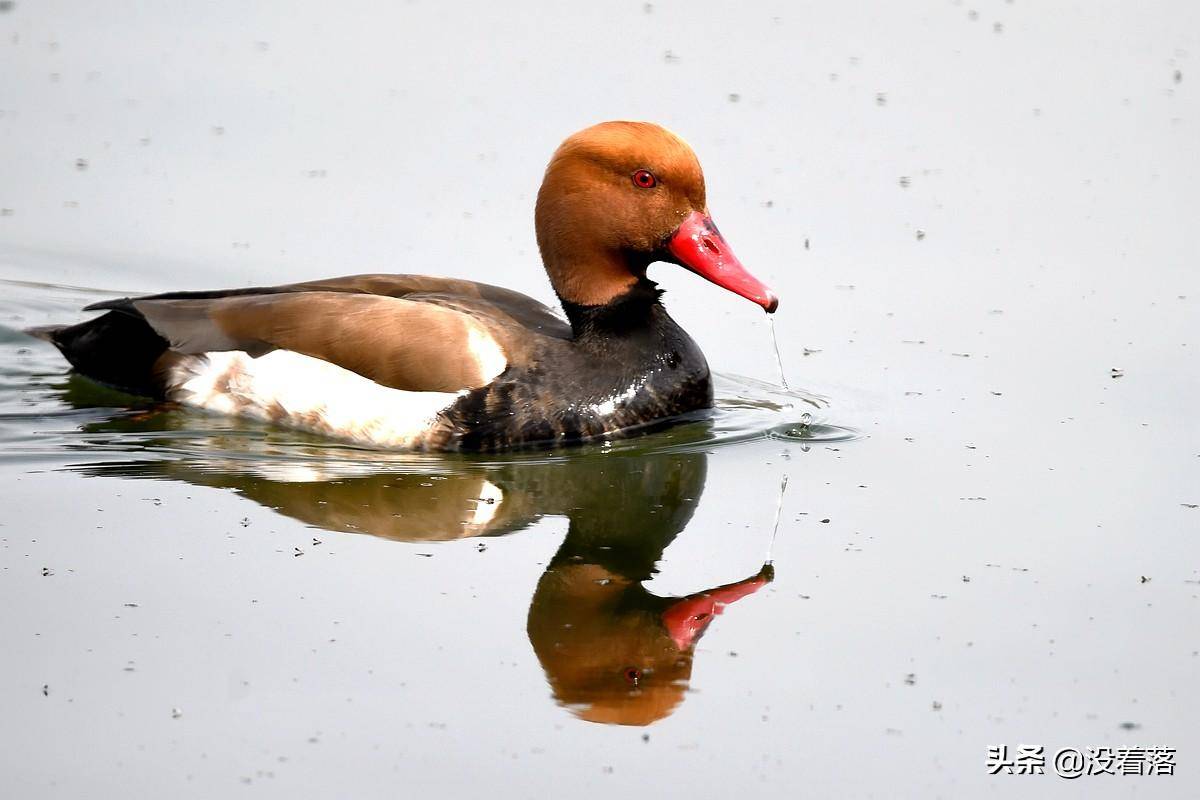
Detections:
[29, 309, 171, 398]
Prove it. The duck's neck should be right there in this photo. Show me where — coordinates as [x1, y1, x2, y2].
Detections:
[559, 277, 664, 340]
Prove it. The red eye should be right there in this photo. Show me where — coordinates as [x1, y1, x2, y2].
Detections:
[632, 169, 657, 189]
[623, 667, 642, 685]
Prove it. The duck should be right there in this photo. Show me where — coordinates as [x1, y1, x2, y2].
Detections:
[33, 121, 779, 452]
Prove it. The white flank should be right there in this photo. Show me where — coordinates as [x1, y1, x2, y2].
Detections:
[467, 325, 508, 383]
[169, 350, 461, 449]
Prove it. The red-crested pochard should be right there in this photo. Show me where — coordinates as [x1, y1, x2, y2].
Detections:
[34, 121, 778, 451]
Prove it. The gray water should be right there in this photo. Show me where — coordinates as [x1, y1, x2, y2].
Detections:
[1, 2, 1198, 798]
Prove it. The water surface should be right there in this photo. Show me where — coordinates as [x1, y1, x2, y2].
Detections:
[2, 2, 1198, 798]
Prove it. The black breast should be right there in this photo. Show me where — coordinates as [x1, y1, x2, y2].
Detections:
[434, 286, 712, 453]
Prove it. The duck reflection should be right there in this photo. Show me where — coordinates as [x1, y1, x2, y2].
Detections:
[79, 445, 772, 725]
[523, 455, 771, 725]
[531, 542, 771, 725]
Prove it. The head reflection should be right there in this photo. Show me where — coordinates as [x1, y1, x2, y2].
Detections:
[79, 446, 772, 726]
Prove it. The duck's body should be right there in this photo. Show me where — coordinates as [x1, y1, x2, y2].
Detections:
[35, 122, 777, 452]
[440, 281, 713, 451]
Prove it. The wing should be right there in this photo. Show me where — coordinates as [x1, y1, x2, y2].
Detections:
[84, 274, 571, 393]
[91, 290, 509, 393]
[89, 274, 571, 339]
[291, 274, 571, 338]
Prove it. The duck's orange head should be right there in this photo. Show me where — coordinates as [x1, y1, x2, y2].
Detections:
[535, 121, 778, 312]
